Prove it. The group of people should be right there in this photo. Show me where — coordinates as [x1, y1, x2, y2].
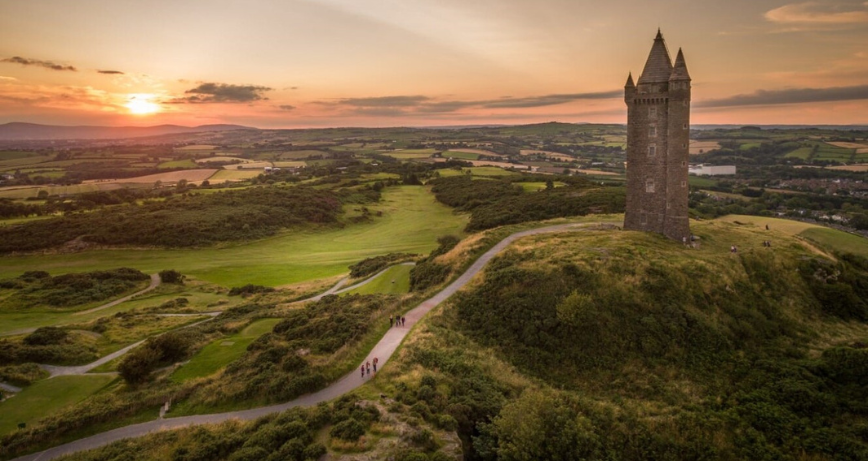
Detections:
[762, 240, 772, 247]
[361, 357, 379, 377]
[390, 315, 405, 328]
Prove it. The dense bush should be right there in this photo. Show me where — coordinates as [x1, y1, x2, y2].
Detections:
[159, 270, 184, 285]
[410, 235, 461, 292]
[118, 331, 194, 384]
[23, 326, 68, 346]
[429, 175, 625, 232]
[800, 255, 868, 320]
[0, 268, 149, 311]
[329, 418, 365, 441]
[416, 241, 868, 460]
[228, 285, 275, 297]
[0, 328, 98, 366]
[0, 186, 353, 253]
[0, 363, 48, 386]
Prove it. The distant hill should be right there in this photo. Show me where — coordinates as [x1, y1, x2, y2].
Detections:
[0, 123, 256, 140]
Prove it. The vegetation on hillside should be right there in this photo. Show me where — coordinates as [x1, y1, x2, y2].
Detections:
[383, 225, 868, 460]
[0, 268, 149, 311]
[429, 176, 625, 231]
[0, 187, 353, 253]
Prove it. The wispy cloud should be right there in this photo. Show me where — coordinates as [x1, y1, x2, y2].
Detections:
[0, 76, 17, 81]
[765, 1, 868, 24]
[480, 91, 620, 108]
[334, 95, 430, 107]
[1, 56, 77, 71]
[173, 82, 272, 103]
[97, 70, 124, 75]
[278, 104, 296, 111]
[695, 84, 868, 107]
[318, 91, 620, 116]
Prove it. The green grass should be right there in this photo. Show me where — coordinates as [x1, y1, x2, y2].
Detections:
[688, 176, 718, 188]
[0, 282, 235, 336]
[170, 318, 282, 382]
[716, 215, 868, 257]
[437, 167, 518, 178]
[801, 227, 868, 258]
[381, 149, 436, 159]
[345, 264, 412, 295]
[158, 159, 198, 169]
[0, 375, 117, 435]
[518, 182, 566, 192]
[443, 151, 480, 160]
[784, 147, 813, 159]
[0, 184, 120, 199]
[0, 186, 468, 288]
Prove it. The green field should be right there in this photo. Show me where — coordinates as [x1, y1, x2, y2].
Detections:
[784, 147, 813, 159]
[158, 159, 198, 169]
[0, 281, 234, 336]
[443, 151, 480, 160]
[0, 375, 117, 435]
[688, 176, 718, 188]
[0, 187, 468, 288]
[437, 166, 517, 178]
[716, 215, 868, 257]
[170, 318, 282, 382]
[345, 264, 412, 295]
[0, 184, 123, 199]
[518, 181, 566, 192]
[381, 149, 436, 159]
[801, 227, 868, 258]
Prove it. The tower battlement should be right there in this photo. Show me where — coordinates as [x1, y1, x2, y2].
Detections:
[623, 30, 691, 241]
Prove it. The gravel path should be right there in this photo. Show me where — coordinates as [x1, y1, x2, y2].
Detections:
[11, 223, 601, 461]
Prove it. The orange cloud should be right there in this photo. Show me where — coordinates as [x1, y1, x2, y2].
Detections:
[765, 2, 868, 24]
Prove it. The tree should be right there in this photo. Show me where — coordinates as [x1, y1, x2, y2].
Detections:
[159, 269, 185, 284]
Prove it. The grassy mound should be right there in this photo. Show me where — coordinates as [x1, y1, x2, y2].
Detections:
[383, 221, 868, 460]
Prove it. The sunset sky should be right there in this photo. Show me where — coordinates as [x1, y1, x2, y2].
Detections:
[1, 0, 867, 128]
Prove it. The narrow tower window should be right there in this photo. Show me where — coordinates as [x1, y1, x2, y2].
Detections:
[649, 126, 657, 137]
[648, 145, 656, 156]
[646, 178, 655, 193]
[649, 107, 657, 117]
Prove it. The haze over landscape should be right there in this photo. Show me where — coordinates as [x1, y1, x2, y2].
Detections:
[2, 0, 868, 128]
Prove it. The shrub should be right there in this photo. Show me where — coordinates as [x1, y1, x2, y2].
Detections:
[330, 418, 365, 441]
[159, 270, 185, 285]
[23, 326, 68, 346]
[229, 285, 275, 297]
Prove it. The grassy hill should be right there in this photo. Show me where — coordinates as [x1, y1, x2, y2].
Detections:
[378, 220, 868, 460]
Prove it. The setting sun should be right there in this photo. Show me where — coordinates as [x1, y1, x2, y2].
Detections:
[125, 94, 160, 115]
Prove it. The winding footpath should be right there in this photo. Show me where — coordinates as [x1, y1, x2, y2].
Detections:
[11, 223, 601, 461]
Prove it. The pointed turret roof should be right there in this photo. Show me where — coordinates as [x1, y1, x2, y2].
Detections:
[625, 72, 635, 88]
[670, 48, 691, 81]
[637, 29, 673, 85]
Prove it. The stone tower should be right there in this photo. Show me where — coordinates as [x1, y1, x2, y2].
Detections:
[623, 30, 691, 241]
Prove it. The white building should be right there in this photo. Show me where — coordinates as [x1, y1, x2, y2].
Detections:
[689, 164, 736, 176]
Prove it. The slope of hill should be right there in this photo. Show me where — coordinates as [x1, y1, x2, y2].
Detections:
[379, 220, 868, 460]
[0, 123, 255, 140]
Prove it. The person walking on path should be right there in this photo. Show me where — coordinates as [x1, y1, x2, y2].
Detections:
[373, 357, 378, 373]
[401, 316, 405, 327]
[389, 315, 393, 327]
[361, 365, 365, 378]
[366, 361, 371, 375]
